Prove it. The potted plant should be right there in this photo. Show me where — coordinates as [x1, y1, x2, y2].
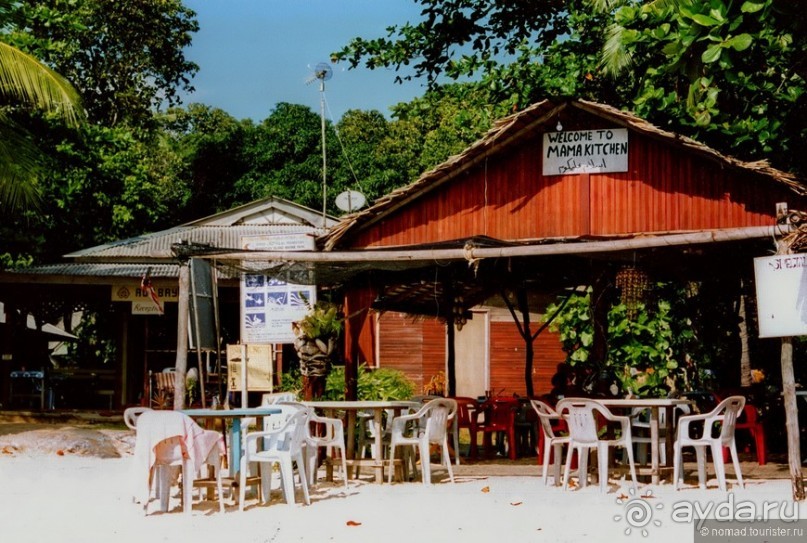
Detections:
[292, 301, 343, 399]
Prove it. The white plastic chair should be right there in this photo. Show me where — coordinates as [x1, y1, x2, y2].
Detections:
[556, 398, 638, 493]
[238, 407, 311, 510]
[530, 399, 569, 486]
[152, 436, 226, 514]
[387, 398, 457, 485]
[631, 404, 690, 464]
[673, 395, 745, 491]
[131, 410, 226, 515]
[304, 410, 349, 489]
[123, 406, 151, 430]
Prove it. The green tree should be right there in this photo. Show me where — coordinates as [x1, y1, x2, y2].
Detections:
[4, 0, 198, 128]
[0, 39, 82, 211]
[234, 103, 339, 212]
[334, 0, 806, 175]
[596, 0, 807, 175]
[162, 104, 253, 221]
[0, 0, 199, 265]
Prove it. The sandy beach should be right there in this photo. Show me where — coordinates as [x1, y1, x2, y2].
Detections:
[0, 423, 804, 543]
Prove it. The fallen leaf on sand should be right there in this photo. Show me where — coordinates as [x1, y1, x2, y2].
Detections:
[481, 486, 490, 493]
[56, 450, 65, 456]
[510, 502, 523, 506]
[346, 521, 362, 527]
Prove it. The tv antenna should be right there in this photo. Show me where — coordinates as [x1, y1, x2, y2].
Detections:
[307, 62, 333, 222]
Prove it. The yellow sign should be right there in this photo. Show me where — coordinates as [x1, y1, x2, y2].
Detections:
[111, 284, 179, 302]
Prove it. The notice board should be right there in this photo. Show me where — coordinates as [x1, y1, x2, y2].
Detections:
[226, 344, 274, 392]
[754, 253, 807, 338]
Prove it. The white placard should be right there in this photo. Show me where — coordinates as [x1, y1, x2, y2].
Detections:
[240, 234, 316, 344]
[542, 128, 629, 176]
[754, 254, 807, 338]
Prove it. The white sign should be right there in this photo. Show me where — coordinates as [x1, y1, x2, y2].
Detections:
[542, 128, 629, 176]
[132, 301, 163, 315]
[240, 234, 316, 344]
[241, 233, 315, 251]
[754, 254, 807, 338]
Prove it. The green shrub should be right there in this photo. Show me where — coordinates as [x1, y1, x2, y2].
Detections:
[324, 364, 414, 401]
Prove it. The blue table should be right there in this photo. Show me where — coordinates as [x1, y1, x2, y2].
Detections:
[182, 407, 281, 476]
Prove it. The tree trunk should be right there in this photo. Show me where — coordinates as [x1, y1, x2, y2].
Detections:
[738, 282, 752, 387]
[516, 287, 535, 398]
[303, 375, 326, 401]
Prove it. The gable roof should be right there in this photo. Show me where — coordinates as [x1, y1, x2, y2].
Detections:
[66, 197, 337, 263]
[322, 98, 805, 250]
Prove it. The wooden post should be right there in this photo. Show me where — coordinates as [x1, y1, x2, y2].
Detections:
[445, 280, 456, 397]
[779, 337, 804, 500]
[173, 260, 190, 410]
[776, 239, 805, 501]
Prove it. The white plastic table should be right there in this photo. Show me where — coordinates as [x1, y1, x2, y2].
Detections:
[182, 406, 281, 476]
[598, 398, 693, 485]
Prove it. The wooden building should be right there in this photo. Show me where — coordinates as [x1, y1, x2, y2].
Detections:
[0, 198, 336, 410]
[320, 99, 807, 399]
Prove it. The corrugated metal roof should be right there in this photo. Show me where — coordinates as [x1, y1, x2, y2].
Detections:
[65, 224, 328, 261]
[17, 263, 179, 278]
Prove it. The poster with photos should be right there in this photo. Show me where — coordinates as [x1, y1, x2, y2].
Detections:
[241, 272, 316, 344]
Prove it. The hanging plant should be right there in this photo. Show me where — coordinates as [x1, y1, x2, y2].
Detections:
[292, 301, 343, 380]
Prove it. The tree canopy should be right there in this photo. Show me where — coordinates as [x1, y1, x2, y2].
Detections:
[3, 0, 198, 128]
[334, 0, 806, 176]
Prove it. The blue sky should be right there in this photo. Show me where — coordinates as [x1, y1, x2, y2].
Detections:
[180, 0, 429, 122]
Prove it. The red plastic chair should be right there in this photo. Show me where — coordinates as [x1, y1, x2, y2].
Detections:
[451, 397, 482, 459]
[711, 391, 766, 466]
[477, 397, 518, 460]
[724, 403, 767, 465]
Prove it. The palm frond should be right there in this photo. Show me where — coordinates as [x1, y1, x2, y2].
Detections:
[600, 24, 633, 76]
[0, 114, 45, 212]
[0, 41, 83, 126]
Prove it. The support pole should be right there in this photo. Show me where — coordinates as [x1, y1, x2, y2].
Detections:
[779, 337, 804, 500]
[776, 239, 805, 501]
[173, 260, 190, 410]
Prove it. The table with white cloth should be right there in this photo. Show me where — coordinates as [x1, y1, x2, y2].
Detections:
[597, 398, 693, 485]
[302, 400, 420, 483]
[181, 407, 281, 477]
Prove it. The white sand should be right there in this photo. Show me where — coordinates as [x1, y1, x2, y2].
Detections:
[0, 451, 804, 543]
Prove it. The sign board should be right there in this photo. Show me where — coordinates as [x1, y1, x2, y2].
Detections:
[542, 128, 629, 176]
[754, 254, 807, 338]
[240, 234, 316, 344]
[132, 301, 163, 315]
[227, 344, 273, 392]
[112, 284, 179, 302]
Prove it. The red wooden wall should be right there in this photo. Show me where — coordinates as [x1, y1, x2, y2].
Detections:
[375, 311, 566, 397]
[376, 312, 445, 393]
[347, 129, 795, 249]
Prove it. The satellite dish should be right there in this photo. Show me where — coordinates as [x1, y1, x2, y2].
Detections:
[335, 190, 367, 212]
